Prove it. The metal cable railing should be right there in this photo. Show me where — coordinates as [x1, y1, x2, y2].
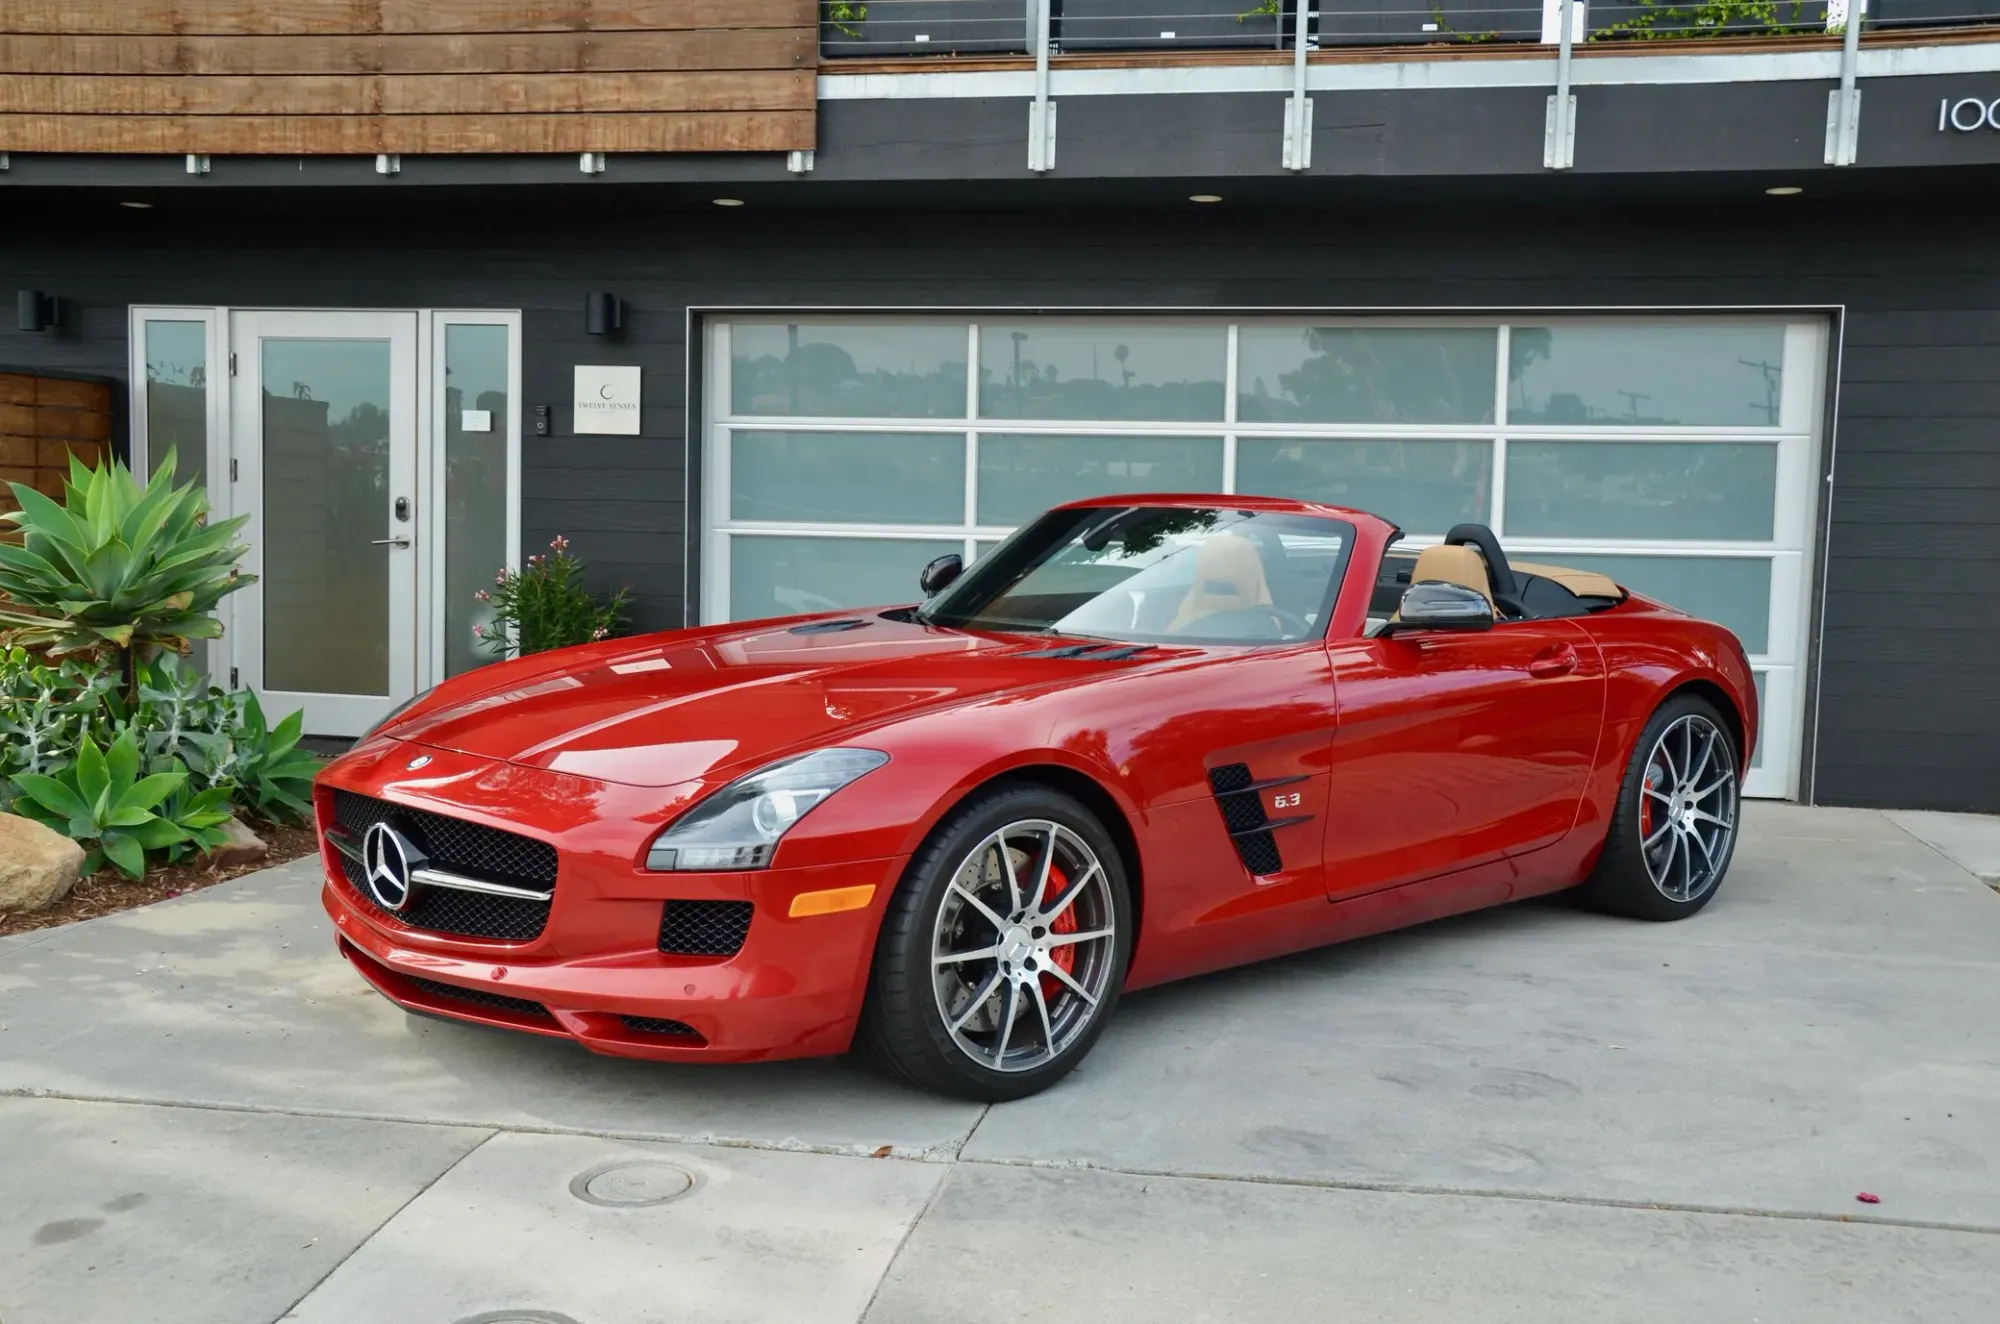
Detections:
[819, 0, 2000, 57]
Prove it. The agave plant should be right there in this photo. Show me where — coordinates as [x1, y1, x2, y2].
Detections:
[8, 728, 195, 879]
[0, 450, 254, 672]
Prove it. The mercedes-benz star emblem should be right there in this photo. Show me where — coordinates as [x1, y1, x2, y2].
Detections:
[407, 754, 433, 770]
[361, 822, 426, 912]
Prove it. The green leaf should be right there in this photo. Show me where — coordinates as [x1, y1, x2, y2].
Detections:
[126, 817, 191, 850]
[115, 770, 187, 815]
[72, 736, 110, 813]
[105, 727, 141, 794]
[12, 771, 89, 821]
[99, 830, 147, 880]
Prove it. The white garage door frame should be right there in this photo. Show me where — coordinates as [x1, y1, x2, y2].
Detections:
[698, 311, 1828, 800]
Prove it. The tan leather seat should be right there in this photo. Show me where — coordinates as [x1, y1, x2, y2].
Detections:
[1510, 559, 1622, 600]
[1168, 532, 1273, 633]
[1407, 543, 1493, 605]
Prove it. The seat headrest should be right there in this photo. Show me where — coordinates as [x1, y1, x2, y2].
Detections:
[1409, 543, 1493, 605]
[1168, 532, 1272, 631]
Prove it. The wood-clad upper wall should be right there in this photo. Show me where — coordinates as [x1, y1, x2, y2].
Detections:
[0, 1, 816, 154]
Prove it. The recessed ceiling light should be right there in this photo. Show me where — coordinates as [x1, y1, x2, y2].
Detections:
[119, 200, 153, 209]
[711, 197, 745, 207]
[1189, 194, 1223, 203]
[1765, 185, 1803, 196]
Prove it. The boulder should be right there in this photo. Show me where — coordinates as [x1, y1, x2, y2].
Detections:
[0, 813, 85, 913]
[203, 817, 269, 871]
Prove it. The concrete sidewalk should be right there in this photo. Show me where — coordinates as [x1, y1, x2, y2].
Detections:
[2, 802, 1998, 1323]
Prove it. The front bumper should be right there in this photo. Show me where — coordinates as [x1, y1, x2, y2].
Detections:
[317, 739, 906, 1064]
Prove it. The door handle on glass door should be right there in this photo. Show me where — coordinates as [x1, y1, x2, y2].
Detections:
[1528, 643, 1578, 678]
[370, 538, 413, 549]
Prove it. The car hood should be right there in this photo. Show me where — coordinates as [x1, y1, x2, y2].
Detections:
[389, 614, 1176, 788]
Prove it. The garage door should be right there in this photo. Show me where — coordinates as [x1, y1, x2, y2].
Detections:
[701, 315, 1826, 798]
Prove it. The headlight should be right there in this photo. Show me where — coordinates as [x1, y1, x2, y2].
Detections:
[362, 686, 435, 742]
[645, 749, 890, 872]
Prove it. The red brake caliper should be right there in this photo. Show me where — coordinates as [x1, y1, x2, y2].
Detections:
[1640, 764, 1660, 841]
[1039, 864, 1078, 1003]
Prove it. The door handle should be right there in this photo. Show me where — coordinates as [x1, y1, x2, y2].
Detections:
[1528, 643, 1578, 678]
[370, 538, 413, 549]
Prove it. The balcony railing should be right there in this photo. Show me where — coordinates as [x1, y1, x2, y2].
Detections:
[818, 0, 2000, 60]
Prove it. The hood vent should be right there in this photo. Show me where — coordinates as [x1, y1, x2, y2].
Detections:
[788, 618, 869, 635]
[1015, 642, 1155, 661]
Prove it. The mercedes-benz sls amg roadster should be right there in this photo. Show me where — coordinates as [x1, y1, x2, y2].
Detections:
[317, 494, 1755, 1100]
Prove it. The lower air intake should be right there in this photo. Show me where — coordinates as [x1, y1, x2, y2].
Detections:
[404, 974, 551, 1020]
[659, 900, 754, 957]
[622, 1015, 700, 1038]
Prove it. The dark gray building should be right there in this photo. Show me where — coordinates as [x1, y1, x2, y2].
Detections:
[4, 4, 1999, 812]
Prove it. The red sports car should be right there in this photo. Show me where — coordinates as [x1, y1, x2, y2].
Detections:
[316, 495, 1754, 1100]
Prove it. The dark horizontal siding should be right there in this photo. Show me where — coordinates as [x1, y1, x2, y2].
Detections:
[0, 196, 1995, 810]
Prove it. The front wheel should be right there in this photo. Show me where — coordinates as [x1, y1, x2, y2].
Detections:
[1577, 694, 1742, 921]
[859, 783, 1132, 1101]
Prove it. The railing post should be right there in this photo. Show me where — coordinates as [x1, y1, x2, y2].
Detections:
[1028, 0, 1056, 172]
[1544, 0, 1577, 170]
[1281, 1, 1313, 171]
[1825, 0, 1864, 166]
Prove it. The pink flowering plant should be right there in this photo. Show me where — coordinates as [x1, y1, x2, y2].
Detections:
[475, 535, 630, 659]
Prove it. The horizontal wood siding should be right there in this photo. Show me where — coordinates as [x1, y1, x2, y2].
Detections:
[0, 199, 1990, 811]
[0, 0, 815, 154]
[0, 30, 813, 75]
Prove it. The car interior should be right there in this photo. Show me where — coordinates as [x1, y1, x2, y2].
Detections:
[1364, 523, 1626, 636]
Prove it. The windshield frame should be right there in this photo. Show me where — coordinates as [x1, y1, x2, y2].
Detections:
[915, 504, 1359, 647]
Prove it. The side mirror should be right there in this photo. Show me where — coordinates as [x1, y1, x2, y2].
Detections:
[1382, 580, 1494, 635]
[919, 553, 963, 596]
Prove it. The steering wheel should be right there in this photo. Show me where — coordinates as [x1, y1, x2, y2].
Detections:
[1173, 605, 1312, 641]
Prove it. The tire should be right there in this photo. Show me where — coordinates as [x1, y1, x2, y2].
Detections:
[859, 782, 1133, 1102]
[1576, 692, 1743, 921]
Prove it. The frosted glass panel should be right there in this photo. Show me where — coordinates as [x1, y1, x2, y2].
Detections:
[262, 339, 391, 695]
[980, 322, 1226, 421]
[731, 430, 964, 525]
[977, 434, 1224, 526]
[1506, 441, 1777, 541]
[1237, 326, 1497, 424]
[1548, 554, 1771, 653]
[1752, 671, 1767, 769]
[731, 322, 967, 418]
[143, 321, 208, 486]
[1509, 324, 1788, 427]
[444, 324, 509, 679]
[730, 536, 960, 619]
[143, 320, 211, 675]
[1237, 437, 1492, 536]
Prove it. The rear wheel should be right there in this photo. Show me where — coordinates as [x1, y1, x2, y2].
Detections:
[1577, 694, 1741, 921]
[860, 784, 1131, 1101]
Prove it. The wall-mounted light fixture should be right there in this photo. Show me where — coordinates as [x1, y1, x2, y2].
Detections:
[16, 290, 58, 333]
[585, 292, 623, 336]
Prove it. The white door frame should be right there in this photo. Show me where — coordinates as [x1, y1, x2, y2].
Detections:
[130, 306, 523, 730]
[230, 309, 422, 736]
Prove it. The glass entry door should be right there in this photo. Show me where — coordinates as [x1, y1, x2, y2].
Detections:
[231, 311, 420, 736]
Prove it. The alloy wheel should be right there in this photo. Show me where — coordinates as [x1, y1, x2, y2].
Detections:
[929, 820, 1118, 1074]
[1638, 713, 1739, 904]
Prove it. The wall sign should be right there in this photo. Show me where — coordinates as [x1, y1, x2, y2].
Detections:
[1938, 97, 2000, 132]
[573, 365, 642, 436]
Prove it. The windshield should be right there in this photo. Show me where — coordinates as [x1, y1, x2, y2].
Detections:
[919, 506, 1356, 644]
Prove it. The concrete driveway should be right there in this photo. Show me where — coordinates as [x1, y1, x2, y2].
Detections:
[2, 803, 1997, 1323]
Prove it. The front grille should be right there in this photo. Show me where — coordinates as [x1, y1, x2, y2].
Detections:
[333, 789, 556, 885]
[658, 900, 754, 957]
[333, 789, 556, 941]
[1209, 763, 1284, 878]
[403, 973, 551, 1020]
[622, 1015, 699, 1037]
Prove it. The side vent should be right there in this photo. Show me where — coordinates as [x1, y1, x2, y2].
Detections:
[1207, 763, 1313, 879]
